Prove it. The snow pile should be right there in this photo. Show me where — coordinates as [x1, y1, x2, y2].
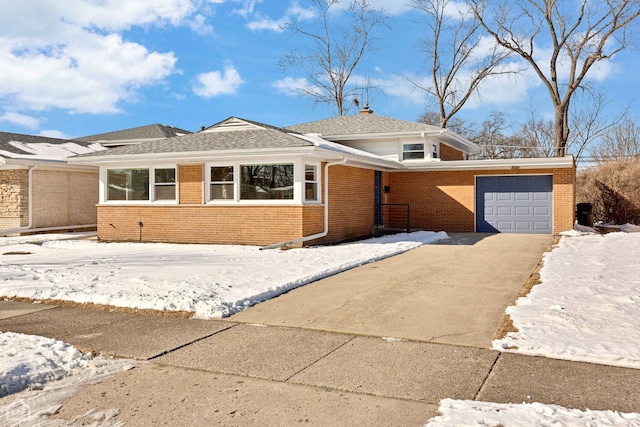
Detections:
[0, 232, 95, 247]
[0, 231, 448, 319]
[0, 332, 126, 398]
[494, 232, 640, 368]
[425, 399, 640, 427]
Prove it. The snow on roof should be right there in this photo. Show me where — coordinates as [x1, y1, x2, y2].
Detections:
[0, 140, 106, 161]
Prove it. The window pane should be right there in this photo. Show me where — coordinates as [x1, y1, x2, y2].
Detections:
[305, 183, 318, 201]
[212, 166, 234, 182]
[155, 168, 175, 183]
[107, 169, 149, 201]
[211, 183, 234, 200]
[403, 143, 424, 152]
[155, 185, 176, 200]
[305, 165, 316, 181]
[240, 164, 294, 200]
[403, 151, 424, 161]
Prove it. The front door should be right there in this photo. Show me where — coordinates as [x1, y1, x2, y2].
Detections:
[374, 171, 382, 227]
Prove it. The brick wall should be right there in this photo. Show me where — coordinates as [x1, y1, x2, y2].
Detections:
[32, 170, 99, 228]
[316, 165, 374, 244]
[0, 170, 28, 229]
[388, 167, 575, 234]
[440, 145, 464, 161]
[98, 205, 308, 245]
[179, 164, 203, 204]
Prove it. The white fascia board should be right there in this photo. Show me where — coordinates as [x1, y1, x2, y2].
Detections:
[401, 156, 575, 171]
[0, 158, 98, 172]
[68, 146, 316, 165]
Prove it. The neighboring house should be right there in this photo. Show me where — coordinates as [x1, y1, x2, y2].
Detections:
[76, 124, 192, 148]
[0, 132, 105, 235]
[68, 110, 576, 246]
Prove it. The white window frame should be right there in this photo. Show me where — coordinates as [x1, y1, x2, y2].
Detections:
[206, 163, 237, 203]
[101, 164, 178, 204]
[205, 159, 312, 205]
[431, 142, 440, 159]
[304, 163, 322, 203]
[401, 143, 425, 161]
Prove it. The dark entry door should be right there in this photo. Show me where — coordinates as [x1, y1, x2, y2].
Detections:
[374, 171, 382, 227]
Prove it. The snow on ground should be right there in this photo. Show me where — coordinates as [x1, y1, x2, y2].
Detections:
[0, 332, 135, 425]
[0, 232, 96, 247]
[0, 231, 448, 319]
[425, 399, 640, 427]
[494, 231, 640, 369]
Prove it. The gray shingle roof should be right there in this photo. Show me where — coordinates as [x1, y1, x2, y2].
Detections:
[0, 132, 94, 157]
[72, 121, 313, 159]
[286, 114, 443, 136]
[75, 124, 191, 142]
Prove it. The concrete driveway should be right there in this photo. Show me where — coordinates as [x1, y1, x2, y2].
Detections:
[231, 233, 554, 348]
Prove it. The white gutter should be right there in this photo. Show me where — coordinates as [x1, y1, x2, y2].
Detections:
[261, 157, 348, 250]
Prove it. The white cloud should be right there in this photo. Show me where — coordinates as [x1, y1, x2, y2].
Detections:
[0, 0, 208, 115]
[38, 129, 71, 139]
[0, 112, 41, 130]
[272, 76, 314, 96]
[246, 2, 317, 32]
[193, 63, 244, 97]
[188, 14, 216, 35]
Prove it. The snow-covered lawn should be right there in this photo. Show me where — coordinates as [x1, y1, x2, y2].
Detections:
[494, 231, 640, 369]
[0, 231, 448, 319]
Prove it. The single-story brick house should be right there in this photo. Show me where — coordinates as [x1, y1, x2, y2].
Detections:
[0, 132, 105, 235]
[68, 111, 576, 246]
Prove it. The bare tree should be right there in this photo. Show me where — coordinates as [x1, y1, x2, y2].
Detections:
[471, 0, 640, 156]
[417, 110, 476, 136]
[408, 0, 517, 128]
[591, 114, 640, 162]
[279, 0, 389, 115]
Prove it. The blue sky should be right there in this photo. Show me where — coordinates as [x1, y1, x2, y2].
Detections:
[0, 0, 638, 139]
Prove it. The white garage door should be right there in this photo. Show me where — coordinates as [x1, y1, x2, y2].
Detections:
[476, 175, 553, 234]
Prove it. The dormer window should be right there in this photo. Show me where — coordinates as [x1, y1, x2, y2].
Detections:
[402, 143, 425, 160]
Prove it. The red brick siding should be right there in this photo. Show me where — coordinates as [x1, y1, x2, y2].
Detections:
[179, 165, 203, 204]
[98, 205, 306, 245]
[388, 167, 575, 234]
[440, 145, 464, 161]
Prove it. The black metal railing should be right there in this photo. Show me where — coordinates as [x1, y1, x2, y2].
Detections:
[375, 204, 410, 232]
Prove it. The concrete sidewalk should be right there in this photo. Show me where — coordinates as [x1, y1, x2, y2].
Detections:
[1, 301, 639, 426]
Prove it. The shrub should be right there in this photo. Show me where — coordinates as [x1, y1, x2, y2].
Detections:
[576, 158, 640, 225]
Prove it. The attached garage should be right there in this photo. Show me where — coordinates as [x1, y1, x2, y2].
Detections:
[476, 175, 553, 234]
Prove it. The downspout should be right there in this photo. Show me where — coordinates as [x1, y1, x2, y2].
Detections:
[261, 157, 348, 250]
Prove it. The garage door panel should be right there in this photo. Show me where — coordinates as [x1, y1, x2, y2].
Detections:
[476, 175, 553, 234]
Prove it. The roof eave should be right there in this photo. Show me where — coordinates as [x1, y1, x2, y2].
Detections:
[402, 156, 575, 171]
[67, 146, 317, 165]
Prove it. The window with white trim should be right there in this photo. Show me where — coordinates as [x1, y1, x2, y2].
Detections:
[305, 164, 319, 202]
[210, 166, 235, 200]
[431, 142, 440, 159]
[105, 167, 176, 202]
[402, 143, 425, 160]
[154, 168, 176, 201]
[240, 164, 294, 200]
[107, 168, 150, 201]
